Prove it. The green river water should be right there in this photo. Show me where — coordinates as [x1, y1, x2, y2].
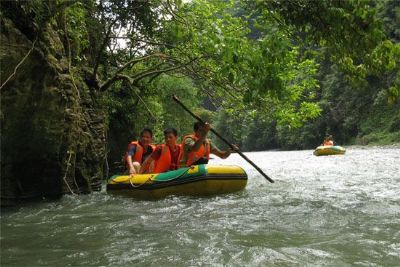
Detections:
[1, 147, 400, 266]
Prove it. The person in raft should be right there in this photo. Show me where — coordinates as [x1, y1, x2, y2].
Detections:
[125, 128, 155, 175]
[140, 128, 182, 173]
[179, 121, 238, 167]
[322, 135, 334, 146]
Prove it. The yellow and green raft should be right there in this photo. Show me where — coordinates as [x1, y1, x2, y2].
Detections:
[313, 145, 346, 156]
[106, 164, 248, 199]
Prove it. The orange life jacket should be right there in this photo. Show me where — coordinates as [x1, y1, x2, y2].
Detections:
[125, 141, 154, 167]
[153, 144, 181, 173]
[179, 134, 210, 167]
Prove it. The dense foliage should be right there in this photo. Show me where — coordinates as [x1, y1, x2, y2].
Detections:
[2, 0, 399, 159]
[212, 0, 400, 150]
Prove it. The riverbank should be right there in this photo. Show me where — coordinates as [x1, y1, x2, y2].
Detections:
[351, 131, 400, 147]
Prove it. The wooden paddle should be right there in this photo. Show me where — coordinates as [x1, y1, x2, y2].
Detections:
[172, 95, 274, 183]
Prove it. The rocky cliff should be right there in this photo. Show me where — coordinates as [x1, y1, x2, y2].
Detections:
[1, 9, 106, 205]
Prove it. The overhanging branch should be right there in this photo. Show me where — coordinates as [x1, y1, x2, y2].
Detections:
[99, 57, 198, 92]
[99, 53, 168, 91]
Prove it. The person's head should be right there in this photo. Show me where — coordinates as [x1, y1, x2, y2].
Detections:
[193, 121, 205, 133]
[163, 128, 178, 146]
[139, 128, 153, 146]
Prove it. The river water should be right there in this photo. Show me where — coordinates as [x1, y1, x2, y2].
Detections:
[1, 147, 400, 266]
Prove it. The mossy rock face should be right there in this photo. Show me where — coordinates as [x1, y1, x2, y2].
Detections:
[1, 18, 105, 204]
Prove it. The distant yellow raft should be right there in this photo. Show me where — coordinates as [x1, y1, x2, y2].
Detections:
[106, 164, 248, 199]
[313, 145, 346, 156]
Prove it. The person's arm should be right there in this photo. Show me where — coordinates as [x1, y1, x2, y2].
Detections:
[210, 142, 238, 159]
[211, 147, 230, 159]
[185, 137, 201, 153]
[187, 123, 211, 152]
[127, 156, 135, 174]
[139, 146, 161, 173]
[139, 156, 153, 174]
[127, 145, 137, 174]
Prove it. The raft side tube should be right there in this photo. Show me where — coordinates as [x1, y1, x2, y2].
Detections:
[106, 164, 248, 199]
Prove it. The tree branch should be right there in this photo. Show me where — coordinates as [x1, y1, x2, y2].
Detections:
[147, 71, 164, 84]
[100, 74, 133, 91]
[181, 64, 243, 100]
[99, 53, 168, 91]
[109, 36, 179, 50]
[0, 38, 37, 91]
[92, 18, 118, 80]
[129, 83, 158, 122]
[164, 0, 187, 25]
[99, 58, 198, 92]
[131, 57, 198, 84]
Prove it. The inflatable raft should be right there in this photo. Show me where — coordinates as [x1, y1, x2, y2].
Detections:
[106, 164, 247, 199]
[313, 145, 346, 156]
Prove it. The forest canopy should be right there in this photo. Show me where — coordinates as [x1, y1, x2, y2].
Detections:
[2, 0, 399, 152]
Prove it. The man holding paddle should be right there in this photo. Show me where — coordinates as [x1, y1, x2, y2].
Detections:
[179, 121, 238, 167]
[172, 95, 274, 183]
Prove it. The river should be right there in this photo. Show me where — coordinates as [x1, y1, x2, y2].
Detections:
[1, 147, 400, 266]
